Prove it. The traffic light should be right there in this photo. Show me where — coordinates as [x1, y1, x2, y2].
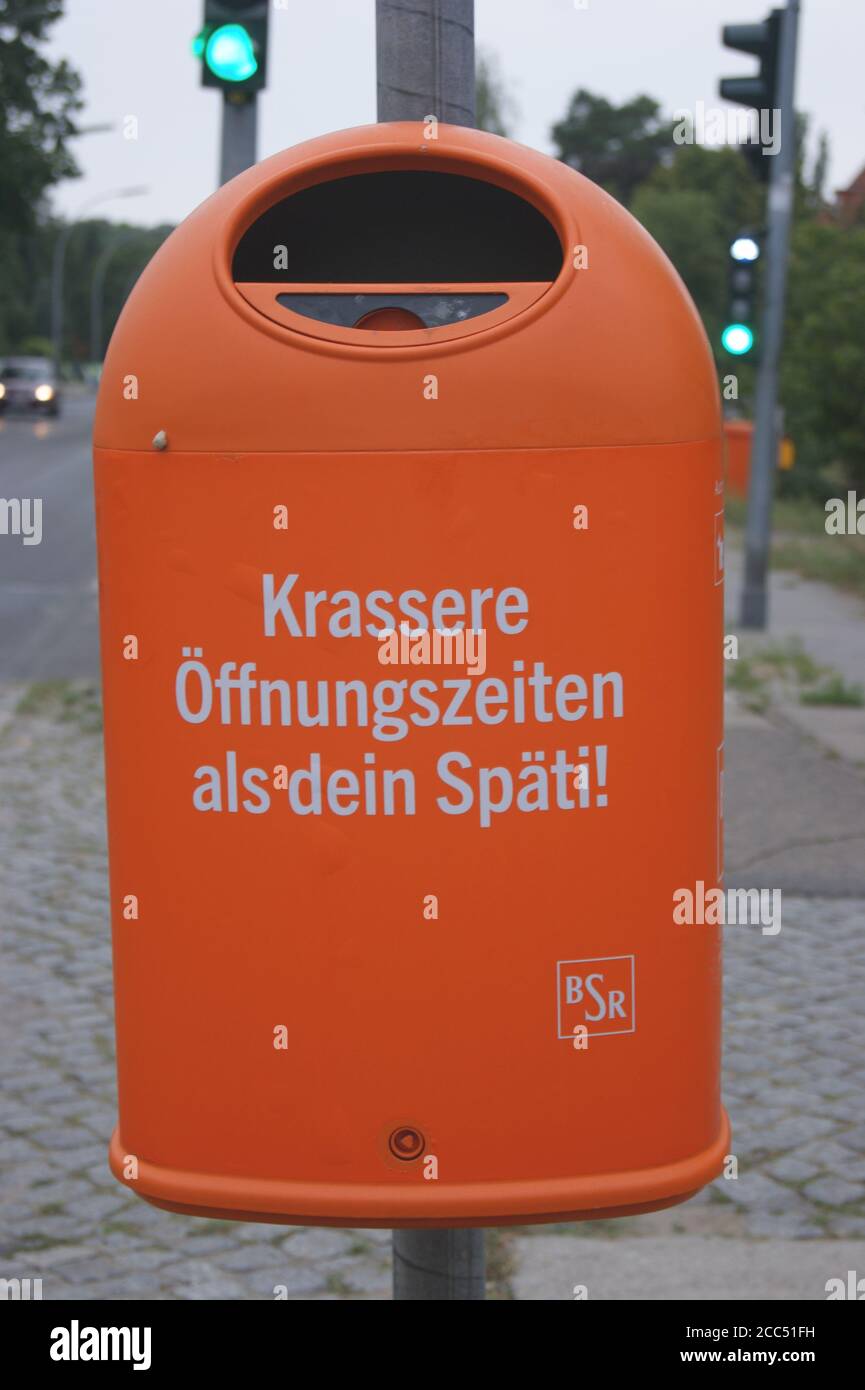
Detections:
[719, 10, 783, 183]
[194, 1, 269, 95]
[722, 232, 760, 356]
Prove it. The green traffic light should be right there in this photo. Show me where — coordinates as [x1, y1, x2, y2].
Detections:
[721, 322, 754, 356]
[204, 23, 258, 82]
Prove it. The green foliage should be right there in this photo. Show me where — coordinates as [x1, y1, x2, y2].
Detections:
[0, 0, 83, 235]
[725, 638, 862, 714]
[631, 143, 764, 381]
[475, 50, 517, 138]
[52, 218, 173, 363]
[781, 220, 865, 492]
[726, 495, 865, 600]
[18, 333, 53, 356]
[551, 86, 863, 499]
[551, 90, 675, 207]
[0, 1, 82, 353]
[755, 638, 825, 685]
[800, 675, 864, 708]
[16, 679, 103, 734]
[771, 532, 865, 601]
[1, 211, 172, 362]
[0, 227, 31, 352]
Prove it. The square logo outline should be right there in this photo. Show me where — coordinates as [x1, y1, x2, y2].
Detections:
[556, 954, 636, 1040]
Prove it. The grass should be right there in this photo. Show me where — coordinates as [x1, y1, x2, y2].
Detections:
[324, 1271, 353, 1296]
[726, 638, 821, 713]
[726, 655, 770, 714]
[800, 675, 865, 708]
[725, 638, 862, 711]
[485, 1229, 517, 1299]
[347, 1237, 375, 1257]
[725, 494, 865, 601]
[15, 678, 102, 733]
[772, 535, 865, 600]
[756, 640, 824, 684]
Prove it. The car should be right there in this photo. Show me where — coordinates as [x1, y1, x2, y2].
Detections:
[0, 357, 62, 417]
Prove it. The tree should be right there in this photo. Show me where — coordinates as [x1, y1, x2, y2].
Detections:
[475, 49, 516, 138]
[631, 143, 764, 376]
[0, 0, 83, 236]
[796, 115, 832, 222]
[781, 220, 865, 492]
[551, 90, 675, 206]
[551, 87, 862, 496]
[62, 220, 173, 363]
[0, 0, 82, 353]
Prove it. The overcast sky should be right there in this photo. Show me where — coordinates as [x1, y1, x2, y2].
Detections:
[46, 0, 864, 228]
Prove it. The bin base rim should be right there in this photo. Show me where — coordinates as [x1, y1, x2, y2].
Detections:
[108, 1109, 730, 1228]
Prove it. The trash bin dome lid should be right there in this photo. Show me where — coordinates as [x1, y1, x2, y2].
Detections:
[94, 122, 720, 453]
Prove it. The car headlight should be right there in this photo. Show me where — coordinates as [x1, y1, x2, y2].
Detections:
[34, 384, 55, 402]
[0, 383, 6, 399]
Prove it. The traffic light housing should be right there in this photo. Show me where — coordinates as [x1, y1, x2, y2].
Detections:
[719, 10, 783, 183]
[722, 232, 760, 356]
[194, 1, 269, 95]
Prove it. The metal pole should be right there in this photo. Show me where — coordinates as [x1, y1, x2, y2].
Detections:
[376, 0, 481, 1300]
[376, 0, 476, 126]
[220, 93, 257, 185]
[90, 243, 112, 364]
[51, 223, 74, 380]
[740, 0, 801, 628]
[392, 1228, 486, 1300]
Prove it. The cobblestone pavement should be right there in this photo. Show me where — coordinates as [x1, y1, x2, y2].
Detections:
[1, 682, 863, 1300]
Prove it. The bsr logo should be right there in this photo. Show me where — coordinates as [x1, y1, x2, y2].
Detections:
[565, 973, 627, 1022]
[557, 956, 635, 1040]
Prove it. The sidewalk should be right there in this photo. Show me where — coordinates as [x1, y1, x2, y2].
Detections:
[513, 1236, 865, 1301]
[724, 544, 865, 769]
[721, 544, 865, 894]
[724, 545, 865, 693]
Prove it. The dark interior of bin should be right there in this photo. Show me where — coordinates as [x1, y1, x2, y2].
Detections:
[232, 170, 563, 283]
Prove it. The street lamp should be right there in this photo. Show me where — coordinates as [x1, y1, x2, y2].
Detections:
[51, 186, 149, 378]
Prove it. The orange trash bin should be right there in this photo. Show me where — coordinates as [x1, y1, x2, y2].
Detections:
[723, 418, 753, 498]
[724, 418, 795, 497]
[94, 122, 729, 1227]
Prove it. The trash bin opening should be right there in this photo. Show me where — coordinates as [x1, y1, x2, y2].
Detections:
[232, 170, 563, 283]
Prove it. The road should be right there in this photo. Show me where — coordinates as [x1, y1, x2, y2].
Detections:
[0, 393, 99, 680]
